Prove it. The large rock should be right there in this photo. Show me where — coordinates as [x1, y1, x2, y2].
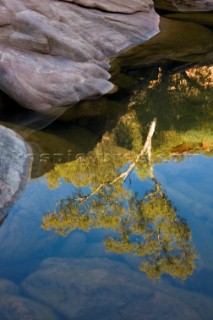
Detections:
[0, 125, 32, 222]
[0, 0, 159, 112]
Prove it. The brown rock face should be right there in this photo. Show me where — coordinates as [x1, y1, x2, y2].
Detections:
[0, 0, 159, 112]
[117, 17, 213, 68]
[154, 0, 213, 12]
[173, 0, 213, 11]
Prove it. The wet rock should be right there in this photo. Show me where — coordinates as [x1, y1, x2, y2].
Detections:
[0, 125, 32, 222]
[0, 0, 159, 112]
[118, 17, 213, 68]
[154, 0, 213, 12]
[163, 12, 213, 27]
[0, 279, 19, 295]
[28, 124, 98, 178]
[173, 0, 213, 12]
[0, 294, 59, 320]
[154, 0, 182, 11]
[22, 257, 213, 319]
[59, 98, 121, 121]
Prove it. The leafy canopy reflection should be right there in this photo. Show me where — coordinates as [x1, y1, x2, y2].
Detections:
[42, 63, 213, 279]
[42, 121, 197, 280]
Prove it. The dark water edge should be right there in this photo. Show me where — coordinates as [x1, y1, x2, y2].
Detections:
[0, 13, 213, 320]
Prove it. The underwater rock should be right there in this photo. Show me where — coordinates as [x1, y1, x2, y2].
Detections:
[183, 268, 213, 298]
[0, 125, 32, 222]
[0, 295, 59, 320]
[22, 257, 213, 319]
[0, 279, 19, 295]
[60, 231, 87, 258]
[0, 0, 159, 112]
[0, 179, 65, 264]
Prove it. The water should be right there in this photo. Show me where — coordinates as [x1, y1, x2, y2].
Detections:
[0, 15, 213, 320]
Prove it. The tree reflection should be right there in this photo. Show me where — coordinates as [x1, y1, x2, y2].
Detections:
[42, 63, 213, 279]
[45, 63, 213, 190]
[42, 121, 197, 280]
[105, 178, 196, 280]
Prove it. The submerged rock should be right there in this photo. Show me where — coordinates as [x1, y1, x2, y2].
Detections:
[0, 295, 59, 320]
[0, 0, 159, 112]
[22, 257, 213, 320]
[0, 279, 19, 295]
[0, 125, 32, 222]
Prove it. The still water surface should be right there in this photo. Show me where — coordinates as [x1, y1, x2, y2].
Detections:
[0, 16, 213, 320]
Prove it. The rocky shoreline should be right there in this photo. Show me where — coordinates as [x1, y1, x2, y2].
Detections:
[0, 0, 159, 112]
[0, 1, 213, 113]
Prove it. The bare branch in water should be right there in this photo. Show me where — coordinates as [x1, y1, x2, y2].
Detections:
[73, 119, 157, 203]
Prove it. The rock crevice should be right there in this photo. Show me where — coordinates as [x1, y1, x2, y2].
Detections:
[59, 0, 153, 14]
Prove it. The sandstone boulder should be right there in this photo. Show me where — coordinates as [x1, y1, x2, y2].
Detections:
[0, 0, 159, 112]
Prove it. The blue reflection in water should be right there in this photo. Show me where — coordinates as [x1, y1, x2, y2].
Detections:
[0, 155, 212, 319]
